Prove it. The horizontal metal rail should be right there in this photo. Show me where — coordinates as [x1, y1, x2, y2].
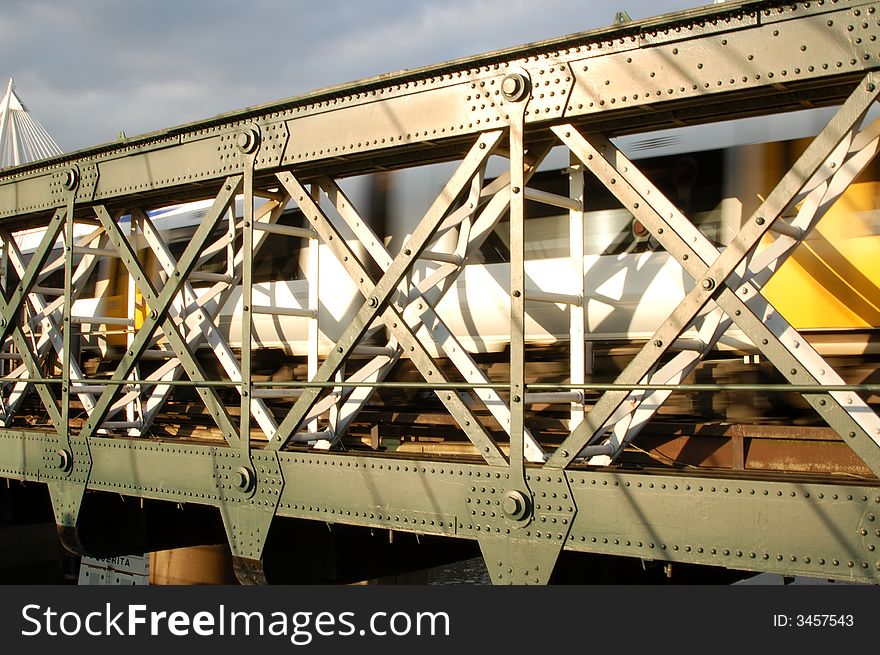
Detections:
[523, 186, 582, 211]
[4, 377, 878, 393]
[251, 222, 317, 239]
[251, 304, 316, 318]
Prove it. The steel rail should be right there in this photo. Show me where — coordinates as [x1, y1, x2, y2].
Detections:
[7, 377, 878, 394]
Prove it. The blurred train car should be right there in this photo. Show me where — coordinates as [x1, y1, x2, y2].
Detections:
[9, 107, 880, 371]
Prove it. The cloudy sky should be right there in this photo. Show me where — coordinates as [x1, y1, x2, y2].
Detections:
[1, 0, 703, 153]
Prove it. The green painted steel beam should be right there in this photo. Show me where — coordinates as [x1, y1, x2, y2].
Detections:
[0, 428, 876, 583]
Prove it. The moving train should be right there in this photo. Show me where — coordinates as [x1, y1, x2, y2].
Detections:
[8, 105, 880, 399]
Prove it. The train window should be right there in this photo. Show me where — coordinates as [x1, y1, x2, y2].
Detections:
[253, 208, 307, 283]
[23, 261, 100, 297]
[164, 207, 307, 284]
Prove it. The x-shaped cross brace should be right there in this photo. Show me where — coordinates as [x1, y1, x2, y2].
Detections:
[546, 73, 880, 473]
[0, 210, 67, 432]
[0, 224, 113, 426]
[82, 179, 243, 446]
[269, 131, 510, 463]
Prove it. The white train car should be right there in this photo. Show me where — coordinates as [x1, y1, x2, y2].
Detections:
[12, 106, 879, 362]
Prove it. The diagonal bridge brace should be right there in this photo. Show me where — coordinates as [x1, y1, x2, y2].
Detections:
[554, 111, 880, 469]
[546, 73, 880, 471]
[82, 178, 243, 446]
[129, 199, 286, 441]
[0, 227, 122, 427]
[0, 285, 65, 433]
[280, 141, 554, 460]
[274, 169, 506, 464]
[315, 170, 548, 461]
[277, 171, 544, 462]
[273, 138, 556, 462]
[0, 210, 69, 432]
[268, 131, 506, 461]
[0, 209, 65, 348]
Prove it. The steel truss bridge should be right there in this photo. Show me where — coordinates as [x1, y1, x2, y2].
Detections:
[1, 0, 880, 584]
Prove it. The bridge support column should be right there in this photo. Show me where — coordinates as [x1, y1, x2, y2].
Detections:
[215, 450, 284, 584]
[472, 471, 576, 584]
[50, 180, 93, 534]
